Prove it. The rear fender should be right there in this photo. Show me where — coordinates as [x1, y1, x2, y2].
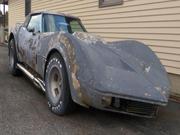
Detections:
[8, 24, 23, 60]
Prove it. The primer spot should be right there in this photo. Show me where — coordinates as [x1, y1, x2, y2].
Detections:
[144, 93, 151, 97]
[155, 86, 161, 91]
[145, 66, 151, 73]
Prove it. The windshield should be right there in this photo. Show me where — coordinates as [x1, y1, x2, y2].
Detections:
[44, 14, 86, 33]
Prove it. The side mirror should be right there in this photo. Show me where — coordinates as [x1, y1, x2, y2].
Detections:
[28, 27, 35, 33]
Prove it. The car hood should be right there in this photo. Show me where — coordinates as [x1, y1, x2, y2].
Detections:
[70, 32, 170, 105]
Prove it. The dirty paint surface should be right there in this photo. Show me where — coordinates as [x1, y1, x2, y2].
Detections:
[71, 32, 170, 106]
[1, 46, 180, 134]
[9, 12, 171, 117]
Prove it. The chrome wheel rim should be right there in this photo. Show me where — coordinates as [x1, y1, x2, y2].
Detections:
[49, 66, 63, 104]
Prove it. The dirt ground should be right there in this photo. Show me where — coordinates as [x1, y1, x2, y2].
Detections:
[0, 46, 180, 135]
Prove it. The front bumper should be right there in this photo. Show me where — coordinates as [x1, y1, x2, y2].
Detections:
[79, 87, 167, 118]
[101, 97, 159, 118]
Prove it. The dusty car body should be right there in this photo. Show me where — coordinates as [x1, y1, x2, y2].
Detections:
[8, 11, 170, 118]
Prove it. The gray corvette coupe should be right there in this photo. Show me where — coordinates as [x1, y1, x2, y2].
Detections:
[8, 11, 170, 118]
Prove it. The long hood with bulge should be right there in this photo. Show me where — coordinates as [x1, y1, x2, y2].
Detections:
[70, 32, 170, 106]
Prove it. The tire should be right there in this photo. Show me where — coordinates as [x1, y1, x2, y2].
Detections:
[8, 39, 22, 76]
[45, 53, 75, 115]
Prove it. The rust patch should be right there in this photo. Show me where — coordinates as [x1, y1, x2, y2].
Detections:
[47, 33, 83, 101]
[59, 34, 81, 92]
[73, 32, 106, 44]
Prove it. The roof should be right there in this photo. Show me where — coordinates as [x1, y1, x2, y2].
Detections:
[30, 11, 80, 20]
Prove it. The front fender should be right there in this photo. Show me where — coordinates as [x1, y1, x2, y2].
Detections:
[44, 32, 88, 107]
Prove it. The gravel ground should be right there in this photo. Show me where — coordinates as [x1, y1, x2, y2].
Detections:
[0, 46, 180, 135]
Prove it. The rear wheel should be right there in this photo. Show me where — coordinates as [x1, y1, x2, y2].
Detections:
[8, 39, 21, 76]
[45, 53, 75, 115]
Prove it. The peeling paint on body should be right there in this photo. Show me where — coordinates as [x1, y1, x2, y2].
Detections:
[9, 12, 171, 117]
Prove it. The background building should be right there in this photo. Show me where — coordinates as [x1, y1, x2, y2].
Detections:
[5, 0, 180, 96]
[0, 0, 8, 43]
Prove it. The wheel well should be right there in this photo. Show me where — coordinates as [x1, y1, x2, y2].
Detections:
[44, 49, 72, 96]
[45, 49, 77, 104]
[44, 49, 65, 78]
[9, 33, 14, 43]
[8, 33, 15, 55]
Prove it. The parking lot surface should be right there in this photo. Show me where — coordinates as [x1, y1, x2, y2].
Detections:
[0, 46, 180, 135]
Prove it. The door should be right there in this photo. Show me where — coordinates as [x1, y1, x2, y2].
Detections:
[18, 14, 42, 70]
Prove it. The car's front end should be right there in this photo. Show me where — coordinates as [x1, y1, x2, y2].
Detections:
[68, 32, 170, 118]
[32, 12, 170, 118]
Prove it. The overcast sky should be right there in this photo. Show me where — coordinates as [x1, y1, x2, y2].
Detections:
[0, 4, 8, 14]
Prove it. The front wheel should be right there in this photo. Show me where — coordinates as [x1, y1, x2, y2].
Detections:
[45, 53, 75, 115]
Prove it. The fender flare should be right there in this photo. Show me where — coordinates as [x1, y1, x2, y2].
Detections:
[8, 25, 22, 61]
[44, 42, 88, 108]
[8, 33, 18, 58]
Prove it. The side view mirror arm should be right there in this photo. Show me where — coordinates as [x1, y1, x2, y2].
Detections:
[28, 27, 34, 32]
[27, 27, 36, 35]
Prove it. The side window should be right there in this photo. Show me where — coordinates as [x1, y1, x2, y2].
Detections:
[69, 20, 84, 33]
[27, 15, 42, 33]
[44, 14, 68, 32]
